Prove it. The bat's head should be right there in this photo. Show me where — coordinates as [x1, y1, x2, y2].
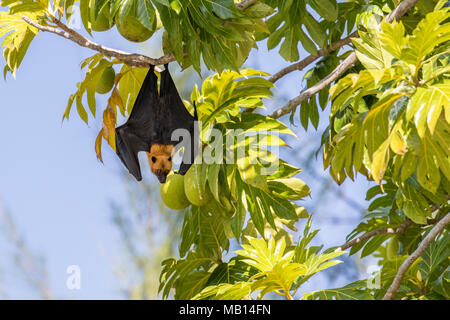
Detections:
[147, 144, 174, 183]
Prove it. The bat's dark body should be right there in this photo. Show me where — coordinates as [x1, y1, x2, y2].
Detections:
[115, 64, 197, 182]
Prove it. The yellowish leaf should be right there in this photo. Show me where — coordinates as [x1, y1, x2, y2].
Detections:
[109, 87, 124, 114]
[95, 128, 104, 163]
[390, 129, 407, 155]
[103, 106, 117, 151]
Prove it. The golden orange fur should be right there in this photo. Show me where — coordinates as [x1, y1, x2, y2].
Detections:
[147, 144, 174, 182]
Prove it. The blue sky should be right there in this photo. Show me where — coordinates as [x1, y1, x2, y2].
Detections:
[0, 16, 374, 299]
[0, 26, 140, 298]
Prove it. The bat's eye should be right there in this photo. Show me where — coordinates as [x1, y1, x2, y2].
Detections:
[151, 156, 157, 163]
[168, 156, 172, 161]
[165, 170, 169, 175]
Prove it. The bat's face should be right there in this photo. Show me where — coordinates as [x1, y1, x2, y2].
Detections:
[147, 144, 174, 183]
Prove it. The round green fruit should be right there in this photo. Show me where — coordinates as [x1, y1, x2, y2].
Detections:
[160, 173, 190, 210]
[96, 66, 115, 94]
[115, 11, 155, 42]
[90, 0, 114, 32]
[184, 165, 213, 206]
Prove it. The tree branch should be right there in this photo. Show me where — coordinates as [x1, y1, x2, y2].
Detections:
[269, 52, 357, 118]
[383, 212, 450, 300]
[338, 220, 413, 251]
[338, 215, 444, 251]
[269, 31, 358, 84]
[241, 31, 359, 115]
[21, 0, 259, 68]
[21, 15, 174, 67]
[268, 0, 420, 119]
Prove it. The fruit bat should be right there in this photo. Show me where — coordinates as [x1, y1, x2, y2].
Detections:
[115, 64, 198, 183]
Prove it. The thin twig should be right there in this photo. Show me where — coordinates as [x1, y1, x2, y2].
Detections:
[383, 212, 450, 300]
[338, 215, 443, 251]
[268, 0, 420, 119]
[338, 220, 413, 251]
[0, 205, 53, 299]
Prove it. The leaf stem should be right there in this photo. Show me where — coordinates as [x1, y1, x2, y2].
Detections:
[285, 290, 294, 300]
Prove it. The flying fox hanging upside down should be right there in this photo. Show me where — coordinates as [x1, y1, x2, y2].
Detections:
[115, 64, 198, 183]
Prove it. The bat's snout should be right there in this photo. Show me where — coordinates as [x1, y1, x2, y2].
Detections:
[157, 175, 167, 184]
[156, 170, 167, 184]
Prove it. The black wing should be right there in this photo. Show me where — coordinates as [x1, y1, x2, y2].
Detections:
[115, 65, 158, 181]
[160, 64, 197, 138]
[160, 64, 198, 175]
